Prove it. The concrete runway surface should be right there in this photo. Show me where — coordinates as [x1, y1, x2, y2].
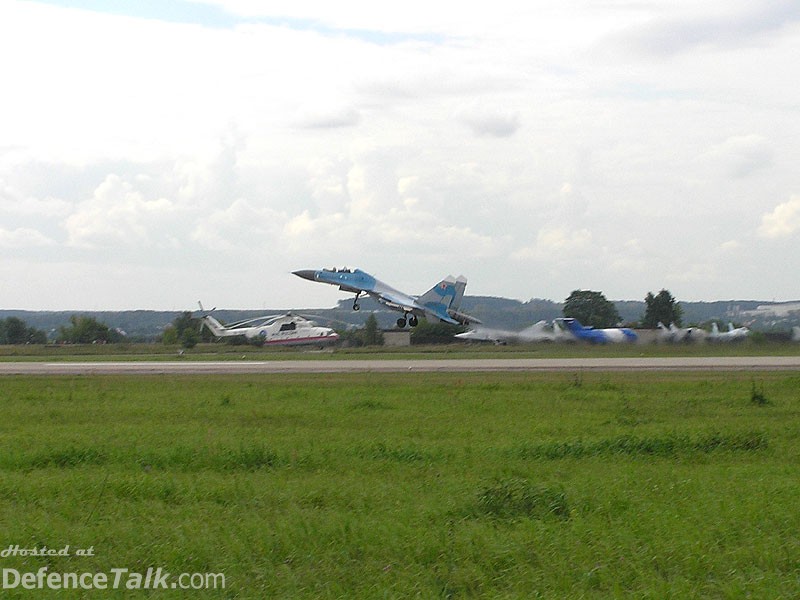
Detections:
[2, 356, 800, 375]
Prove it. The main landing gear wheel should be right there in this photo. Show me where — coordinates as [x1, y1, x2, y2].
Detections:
[409, 315, 419, 327]
[353, 302, 360, 311]
[397, 317, 407, 328]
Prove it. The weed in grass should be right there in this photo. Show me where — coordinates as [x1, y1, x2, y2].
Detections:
[219, 444, 282, 471]
[363, 442, 436, 463]
[349, 399, 393, 410]
[28, 446, 107, 469]
[510, 431, 768, 460]
[750, 380, 770, 406]
[475, 477, 570, 520]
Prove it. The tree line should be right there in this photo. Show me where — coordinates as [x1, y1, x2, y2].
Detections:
[0, 289, 685, 346]
[564, 289, 682, 329]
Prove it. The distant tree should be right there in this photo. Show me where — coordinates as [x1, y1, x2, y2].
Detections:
[642, 289, 683, 328]
[563, 290, 621, 328]
[0, 317, 47, 344]
[161, 327, 179, 345]
[57, 315, 122, 344]
[362, 314, 384, 346]
[163, 311, 209, 348]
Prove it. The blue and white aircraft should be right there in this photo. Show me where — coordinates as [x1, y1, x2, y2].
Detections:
[708, 322, 749, 342]
[293, 267, 478, 328]
[556, 317, 638, 344]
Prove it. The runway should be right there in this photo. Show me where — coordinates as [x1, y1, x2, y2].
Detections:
[2, 356, 800, 375]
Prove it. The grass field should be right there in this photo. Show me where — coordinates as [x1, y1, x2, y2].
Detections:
[2, 340, 800, 361]
[2, 371, 800, 597]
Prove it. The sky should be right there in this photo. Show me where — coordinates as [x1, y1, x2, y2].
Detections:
[1, 0, 799, 310]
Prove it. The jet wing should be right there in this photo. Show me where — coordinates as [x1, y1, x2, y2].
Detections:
[368, 290, 424, 312]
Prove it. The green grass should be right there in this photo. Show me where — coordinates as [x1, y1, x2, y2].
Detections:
[2, 339, 800, 361]
[1, 372, 800, 597]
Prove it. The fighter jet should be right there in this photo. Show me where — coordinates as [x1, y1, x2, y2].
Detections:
[198, 307, 339, 346]
[556, 317, 638, 343]
[707, 322, 749, 342]
[292, 267, 478, 328]
[455, 320, 565, 344]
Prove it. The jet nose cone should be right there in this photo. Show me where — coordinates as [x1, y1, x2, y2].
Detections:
[292, 269, 317, 281]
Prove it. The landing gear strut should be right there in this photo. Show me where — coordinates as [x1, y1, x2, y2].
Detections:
[396, 314, 419, 329]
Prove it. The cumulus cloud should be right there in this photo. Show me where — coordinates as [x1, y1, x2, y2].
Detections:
[759, 196, 800, 239]
[2, 1, 800, 307]
[64, 174, 180, 248]
[613, 1, 800, 57]
[705, 134, 773, 178]
[0, 227, 54, 248]
[293, 104, 361, 129]
[512, 226, 592, 261]
[456, 105, 521, 138]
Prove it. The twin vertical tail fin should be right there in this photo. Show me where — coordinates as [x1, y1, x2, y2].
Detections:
[417, 275, 478, 325]
[418, 276, 458, 311]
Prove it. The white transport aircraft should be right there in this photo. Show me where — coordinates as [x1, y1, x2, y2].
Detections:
[198, 305, 339, 347]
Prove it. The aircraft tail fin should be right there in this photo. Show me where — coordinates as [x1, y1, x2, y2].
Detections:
[417, 275, 481, 325]
[201, 315, 230, 337]
[418, 276, 458, 309]
[452, 276, 467, 310]
[711, 322, 720, 335]
[558, 318, 584, 333]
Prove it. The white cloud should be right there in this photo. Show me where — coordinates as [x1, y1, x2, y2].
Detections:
[456, 104, 521, 138]
[64, 175, 180, 248]
[1, 1, 799, 308]
[759, 196, 800, 239]
[0, 227, 54, 248]
[704, 134, 774, 178]
[512, 226, 592, 261]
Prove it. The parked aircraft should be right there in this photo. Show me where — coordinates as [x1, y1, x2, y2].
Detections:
[198, 305, 339, 346]
[556, 318, 638, 343]
[293, 267, 478, 328]
[455, 320, 566, 344]
[657, 322, 706, 343]
[707, 322, 749, 342]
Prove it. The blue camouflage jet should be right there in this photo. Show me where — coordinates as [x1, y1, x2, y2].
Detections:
[293, 267, 478, 329]
[556, 317, 638, 344]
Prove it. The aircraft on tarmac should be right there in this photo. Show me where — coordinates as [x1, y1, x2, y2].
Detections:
[198, 304, 339, 346]
[657, 322, 706, 343]
[707, 322, 750, 342]
[292, 267, 478, 328]
[455, 320, 567, 344]
[555, 317, 638, 344]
